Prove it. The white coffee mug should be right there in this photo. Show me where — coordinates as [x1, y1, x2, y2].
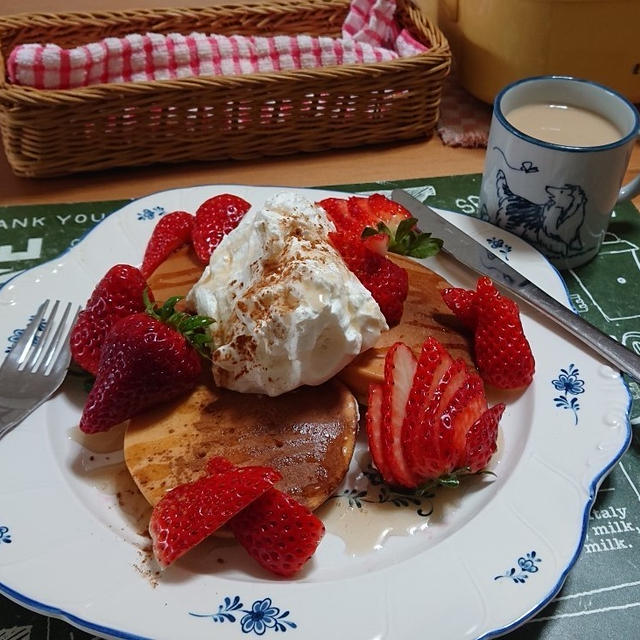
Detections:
[479, 75, 640, 269]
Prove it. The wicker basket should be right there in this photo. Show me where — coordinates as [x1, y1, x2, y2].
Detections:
[0, 0, 450, 178]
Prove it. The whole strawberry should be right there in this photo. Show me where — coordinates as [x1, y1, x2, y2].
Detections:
[473, 277, 535, 389]
[329, 232, 408, 326]
[192, 194, 251, 264]
[440, 286, 478, 329]
[79, 295, 213, 433]
[70, 264, 152, 376]
[229, 488, 325, 577]
[442, 278, 535, 389]
[150, 457, 281, 567]
[140, 211, 194, 278]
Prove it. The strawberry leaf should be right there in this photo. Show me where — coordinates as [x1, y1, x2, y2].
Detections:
[405, 232, 443, 259]
[394, 218, 417, 243]
[410, 467, 496, 497]
[362, 218, 443, 259]
[143, 290, 215, 357]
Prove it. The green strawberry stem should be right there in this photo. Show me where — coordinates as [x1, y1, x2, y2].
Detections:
[362, 218, 443, 259]
[410, 468, 497, 497]
[143, 289, 215, 357]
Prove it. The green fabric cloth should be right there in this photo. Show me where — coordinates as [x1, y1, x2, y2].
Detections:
[1, 173, 639, 639]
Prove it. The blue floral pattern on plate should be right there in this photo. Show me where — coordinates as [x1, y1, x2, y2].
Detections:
[331, 464, 433, 517]
[190, 597, 296, 635]
[5, 316, 46, 354]
[136, 205, 166, 221]
[495, 551, 541, 584]
[0, 526, 12, 544]
[552, 364, 585, 425]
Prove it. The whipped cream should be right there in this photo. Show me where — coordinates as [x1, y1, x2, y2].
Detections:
[187, 192, 388, 396]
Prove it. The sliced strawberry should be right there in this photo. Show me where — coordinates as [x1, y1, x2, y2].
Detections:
[348, 194, 412, 238]
[362, 232, 390, 256]
[410, 358, 469, 479]
[317, 197, 358, 237]
[70, 264, 151, 376]
[366, 383, 396, 482]
[460, 403, 505, 472]
[149, 460, 281, 567]
[381, 342, 418, 487]
[330, 232, 408, 326]
[319, 194, 442, 258]
[474, 277, 535, 389]
[192, 194, 251, 264]
[401, 338, 453, 476]
[436, 373, 487, 473]
[141, 211, 194, 278]
[441, 286, 478, 329]
[229, 489, 325, 577]
[441, 278, 535, 389]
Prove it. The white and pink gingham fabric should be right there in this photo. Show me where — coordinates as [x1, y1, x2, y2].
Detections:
[7, 0, 427, 90]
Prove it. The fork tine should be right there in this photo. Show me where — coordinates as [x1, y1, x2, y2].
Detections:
[46, 306, 80, 377]
[38, 302, 74, 373]
[2, 300, 50, 368]
[26, 300, 60, 370]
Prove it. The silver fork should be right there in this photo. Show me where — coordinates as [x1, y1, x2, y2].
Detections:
[0, 300, 80, 441]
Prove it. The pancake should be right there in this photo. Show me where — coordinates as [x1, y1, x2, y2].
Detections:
[124, 379, 359, 510]
[146, 244, 202, 302]
[338, 254, 474, 404]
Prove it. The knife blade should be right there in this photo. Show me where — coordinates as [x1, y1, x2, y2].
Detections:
[391, 188, 640, 382]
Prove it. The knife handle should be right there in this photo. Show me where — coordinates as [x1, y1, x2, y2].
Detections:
[516, 283, 640, 382]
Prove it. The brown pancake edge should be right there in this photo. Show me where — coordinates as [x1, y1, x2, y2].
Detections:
[123, 379, 359, 511]
[338, 253, 474, 404]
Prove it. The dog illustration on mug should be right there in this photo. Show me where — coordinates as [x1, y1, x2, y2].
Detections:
[494, 169, 587, 257]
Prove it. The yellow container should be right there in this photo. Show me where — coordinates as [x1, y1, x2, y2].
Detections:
[437, 0, 640, 104]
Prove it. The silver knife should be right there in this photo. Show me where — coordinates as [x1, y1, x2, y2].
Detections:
[391, 188, 640, 382]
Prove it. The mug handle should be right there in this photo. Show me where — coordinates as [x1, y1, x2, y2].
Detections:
[617, 172, 640, 203]
[617, 133, 640, 202]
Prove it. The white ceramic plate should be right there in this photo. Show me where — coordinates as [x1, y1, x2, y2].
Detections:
[0, 186, 631, 640]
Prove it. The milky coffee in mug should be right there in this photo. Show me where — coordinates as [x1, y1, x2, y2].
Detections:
[479, 76, 640, 269]
[506, 103, 622, 147]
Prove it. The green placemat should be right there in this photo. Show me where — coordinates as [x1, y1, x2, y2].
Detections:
[1, 174, 639, 639]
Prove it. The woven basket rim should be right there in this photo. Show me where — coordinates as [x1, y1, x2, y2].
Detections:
[0, 0, 450, 105]
[0, 0, 349, 27]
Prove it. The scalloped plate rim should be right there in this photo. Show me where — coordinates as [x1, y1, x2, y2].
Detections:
[0, 184, 632, 640]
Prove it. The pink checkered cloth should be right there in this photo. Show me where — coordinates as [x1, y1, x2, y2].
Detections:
[6, 0, 427, 90]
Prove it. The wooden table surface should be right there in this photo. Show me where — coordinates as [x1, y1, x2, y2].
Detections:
[0, 135, 489, 205]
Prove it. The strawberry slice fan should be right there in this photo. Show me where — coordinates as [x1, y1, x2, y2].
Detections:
[367, 337, 507, 490]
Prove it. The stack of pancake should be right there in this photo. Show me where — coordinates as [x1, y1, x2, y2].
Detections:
[124, 247, 473, 509]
